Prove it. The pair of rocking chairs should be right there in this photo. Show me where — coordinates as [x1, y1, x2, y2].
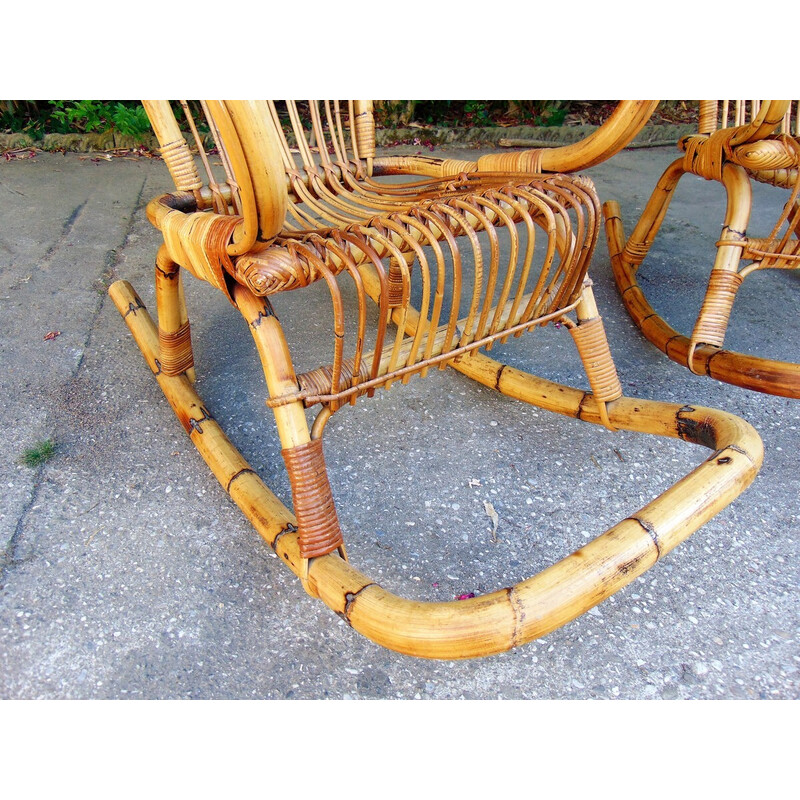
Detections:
[110, 101, 764, 659]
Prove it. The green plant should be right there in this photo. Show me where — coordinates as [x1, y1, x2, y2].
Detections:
[108, 103, 150, 137]
[0, 101, 59, 135]
[463, 101, 492, 123]
[48, 101, 151, 140]
[20, 438, 56, 468]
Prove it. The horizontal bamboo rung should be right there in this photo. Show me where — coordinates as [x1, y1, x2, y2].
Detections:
[292, 289, 579, 406]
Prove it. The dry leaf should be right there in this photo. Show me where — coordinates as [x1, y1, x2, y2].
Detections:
[484, 500, 499, 541]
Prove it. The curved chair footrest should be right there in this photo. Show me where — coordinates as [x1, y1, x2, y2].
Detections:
[603, 200, 800, 399]
[110, 279, 763, 659]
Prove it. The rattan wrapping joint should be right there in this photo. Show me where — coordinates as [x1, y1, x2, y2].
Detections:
[622, 239, 652, 266]
[681, 129, 736, 181]
[282, 439, 344, 559]
[158, 320, 194, 376]
[298, 357, 373, 403]
[160, 139, 203, 192]
[477, 149, 545, 174]
[690, 269, 744, 350]
[354, 107, 376, 161]
[161, 211, 240, 302]
[570, 316, 623, 404]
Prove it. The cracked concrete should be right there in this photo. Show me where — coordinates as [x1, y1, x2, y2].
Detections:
[0, 146, 797, 701]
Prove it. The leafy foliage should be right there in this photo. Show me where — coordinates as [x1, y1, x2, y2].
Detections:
[1, 100, 152, 140]
[374, 100, 572, 128]
[49, 101, 151, 138]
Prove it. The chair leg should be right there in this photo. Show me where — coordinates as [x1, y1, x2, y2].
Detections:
[155, 246, 196, 383]
[232, 283, 347, 586]
[568, 280, 623, 429]
[685, 164, 752, 373]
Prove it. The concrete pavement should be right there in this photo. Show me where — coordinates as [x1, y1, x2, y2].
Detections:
[0, 144, 797, 699]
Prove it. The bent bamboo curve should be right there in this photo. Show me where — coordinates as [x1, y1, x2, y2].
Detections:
[110, 279, 763, 659]
[373, 101, 659, 179]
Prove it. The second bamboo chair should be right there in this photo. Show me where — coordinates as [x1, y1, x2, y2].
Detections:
[110, 101, 762, 659]
[604, 100, 800, 398]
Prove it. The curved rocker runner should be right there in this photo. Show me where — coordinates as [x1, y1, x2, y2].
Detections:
[110, 100, 763, 659]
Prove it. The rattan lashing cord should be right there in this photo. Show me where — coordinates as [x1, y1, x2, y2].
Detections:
[158, 321, 194, 376]
[159, 137, 203, 195]
[689, 269, 745, 353]
[568, 315, 623, 428]
[282, 438, 344, 559]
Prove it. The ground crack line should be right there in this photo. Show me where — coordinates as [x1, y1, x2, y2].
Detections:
[1, 176, 148, 587]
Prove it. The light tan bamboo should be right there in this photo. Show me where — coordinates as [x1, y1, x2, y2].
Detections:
[222, 101, 288, 250]
[142, 101, 203, 197]
[109, 277, 763, 659]
[154, 245, 196, 383]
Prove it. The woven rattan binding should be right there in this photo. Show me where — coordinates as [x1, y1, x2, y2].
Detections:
[158, 321, 194, 376]
[569, 316, 623, 404]
[282, 439, 344, 559]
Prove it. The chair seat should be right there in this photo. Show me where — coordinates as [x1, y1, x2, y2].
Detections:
[231, 172, 597, 299]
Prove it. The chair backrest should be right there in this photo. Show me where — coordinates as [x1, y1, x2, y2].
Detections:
[697, 100, 795, 142]
[144, 101, 380, 249]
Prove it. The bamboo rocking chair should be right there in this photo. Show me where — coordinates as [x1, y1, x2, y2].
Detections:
[109, 101, 762, 659]
[605, 100, 800, 398]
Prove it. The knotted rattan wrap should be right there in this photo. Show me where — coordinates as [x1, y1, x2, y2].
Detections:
[689, 269, 744, 352]
[352, 100, 375, 163]
[159, 138, 204, 193]
[160, 210, 240, 302]
[569, 316, 623, 404]
[477, 149, 545, 174]
[681, 129, 735, 182]
[282, 439, 343, 559]
[298, 357, 372, 400]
